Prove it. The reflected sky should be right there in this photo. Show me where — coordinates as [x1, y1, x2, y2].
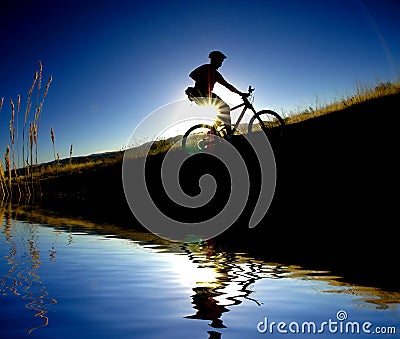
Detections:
[0, 204, 399, 338]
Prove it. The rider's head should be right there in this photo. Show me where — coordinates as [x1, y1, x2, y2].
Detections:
[209, 50, 226, 68]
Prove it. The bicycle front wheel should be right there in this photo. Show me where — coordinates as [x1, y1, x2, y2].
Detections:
[182, 124, 216, 154]
[248, 110, 285, 136]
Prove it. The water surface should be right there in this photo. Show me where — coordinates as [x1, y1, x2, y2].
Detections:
[0, 206, 399, 338]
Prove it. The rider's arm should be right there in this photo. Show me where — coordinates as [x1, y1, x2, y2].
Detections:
[218, 76, 246, 96]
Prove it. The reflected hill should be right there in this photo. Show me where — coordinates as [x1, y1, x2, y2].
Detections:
[3, 203, 400, 314]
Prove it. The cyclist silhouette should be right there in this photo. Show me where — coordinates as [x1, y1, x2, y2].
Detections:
[186, 50, 248, 136]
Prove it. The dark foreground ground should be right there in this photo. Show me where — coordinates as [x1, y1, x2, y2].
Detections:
[29, 93, 399, 290]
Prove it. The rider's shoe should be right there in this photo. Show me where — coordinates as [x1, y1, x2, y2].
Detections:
[225, 133, 233, 141]
[215, 124, 226, 137]
[214, 123, 234, 142]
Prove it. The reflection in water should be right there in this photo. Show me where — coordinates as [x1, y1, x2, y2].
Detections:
[1, 203, 399, 338]
[178, 239, 400, 338]
[0, 204, 58, 335]
[181, 243, 286, 337]
[183, 241, 260, 328]
[183, 240, 265, 337]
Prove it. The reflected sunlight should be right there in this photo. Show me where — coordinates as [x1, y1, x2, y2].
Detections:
[170, 254, 221, 289]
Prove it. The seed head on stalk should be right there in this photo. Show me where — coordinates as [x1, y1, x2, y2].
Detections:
[10, 99, 15, 124]
[69, 144, 73, 168]
[50, 127, 56, 161]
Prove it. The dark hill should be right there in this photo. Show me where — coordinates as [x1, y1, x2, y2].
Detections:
[227, 93, 399, 288]
[37, 92, 399, 289]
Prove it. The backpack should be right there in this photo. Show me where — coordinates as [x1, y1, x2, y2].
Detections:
[185, 86, 202, 101]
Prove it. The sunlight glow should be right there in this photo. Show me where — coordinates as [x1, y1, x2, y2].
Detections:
[213, 83, 243, 107]
[213, 84, 254, 124]
[157, 104, 219, 140]
[170, 254, 220, 289]
[157, 118, 213, 140]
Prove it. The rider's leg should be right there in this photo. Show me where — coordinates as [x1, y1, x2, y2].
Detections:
[188, 91, 232, 136]
[211, 94, 232, 135]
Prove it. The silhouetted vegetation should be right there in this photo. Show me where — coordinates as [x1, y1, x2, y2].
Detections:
[1, 61, 53, 199]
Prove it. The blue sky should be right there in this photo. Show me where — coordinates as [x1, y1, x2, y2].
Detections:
[1, 0, 399, 165]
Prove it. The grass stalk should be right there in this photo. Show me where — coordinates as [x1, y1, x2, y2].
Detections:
[69, 145, 73, 171]
[0, 161, 6, 199]
[4, 146, 11, 196]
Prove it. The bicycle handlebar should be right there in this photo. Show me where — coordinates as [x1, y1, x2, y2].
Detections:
[237, 85, 255, 110]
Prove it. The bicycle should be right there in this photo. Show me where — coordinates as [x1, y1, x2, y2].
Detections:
[182, 86, 285, 152]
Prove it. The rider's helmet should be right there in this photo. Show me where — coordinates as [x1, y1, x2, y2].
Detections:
[208, 50, 227, 60]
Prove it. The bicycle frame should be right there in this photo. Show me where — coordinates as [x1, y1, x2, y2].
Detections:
[182, 86, 285, 152]
[228, 87, 260, 135]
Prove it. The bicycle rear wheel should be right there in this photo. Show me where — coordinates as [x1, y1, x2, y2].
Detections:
[182, 124, 216, 154]
[248, 110, 285, 136]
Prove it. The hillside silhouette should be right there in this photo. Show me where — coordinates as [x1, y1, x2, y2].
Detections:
[33, 92, 399, 289]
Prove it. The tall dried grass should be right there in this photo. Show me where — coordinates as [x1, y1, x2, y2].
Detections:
[1, 61, 53, 200]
